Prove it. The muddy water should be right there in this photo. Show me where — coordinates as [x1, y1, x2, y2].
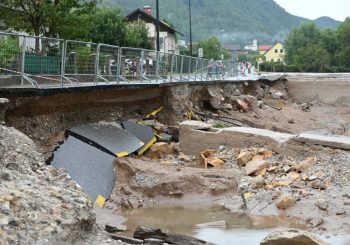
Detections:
[118, 206, 350, 245]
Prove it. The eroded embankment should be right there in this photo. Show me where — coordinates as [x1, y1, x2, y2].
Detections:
[2, 75, 350, 244]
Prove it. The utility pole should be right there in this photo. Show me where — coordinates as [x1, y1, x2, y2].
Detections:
[156, 0, 160, 52]
[189, 0, 193, 56]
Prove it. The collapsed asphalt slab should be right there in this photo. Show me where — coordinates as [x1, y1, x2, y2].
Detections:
[68, 122, 144, 157]
[50, 121, 158, 201]
[51, 135, 116, 201]
[122, 121, 157, 155]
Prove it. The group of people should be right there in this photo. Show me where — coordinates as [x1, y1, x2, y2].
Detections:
[241, 62, 252, 76]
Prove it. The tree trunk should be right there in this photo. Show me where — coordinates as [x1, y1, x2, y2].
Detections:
[133, 226, 211, 245]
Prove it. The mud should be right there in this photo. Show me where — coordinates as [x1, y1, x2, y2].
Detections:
[3, 75, 350, 244]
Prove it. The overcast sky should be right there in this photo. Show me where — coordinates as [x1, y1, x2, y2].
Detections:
[274, 0, 349, 21]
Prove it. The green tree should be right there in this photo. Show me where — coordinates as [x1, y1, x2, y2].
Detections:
[124, 20, 152, 49]
[285, 23, 332, 71]
[295, 44, 331, 72]
[87, 7, 126, 46]
[198, 36, 230, 60]
[0, 0, 98, 49]
[321, 28, 340, 65]
[0, 36, 20, 69]
[336, 18, 350, 67]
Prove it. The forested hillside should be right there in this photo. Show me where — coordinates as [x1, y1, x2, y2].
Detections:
[314, 17, 341, 29]
[103, 0, 339, 44]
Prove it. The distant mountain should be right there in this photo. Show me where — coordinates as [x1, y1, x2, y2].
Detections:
[103, 0, 339, 45]
[314, 16, 341, 29]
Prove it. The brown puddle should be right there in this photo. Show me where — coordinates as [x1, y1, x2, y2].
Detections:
[116, 205, 350, 245]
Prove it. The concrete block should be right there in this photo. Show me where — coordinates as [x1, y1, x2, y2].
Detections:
[294, 133, 350, 150]
[179, 121, 294, 155]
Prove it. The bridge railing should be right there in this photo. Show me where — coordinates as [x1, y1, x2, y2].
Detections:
[0, 32, 232, 88]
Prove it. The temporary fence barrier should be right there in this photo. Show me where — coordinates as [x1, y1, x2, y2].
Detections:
[0, 32, 232, 88]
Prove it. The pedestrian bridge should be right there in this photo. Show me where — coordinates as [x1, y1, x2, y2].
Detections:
[0, 31, 269, 93]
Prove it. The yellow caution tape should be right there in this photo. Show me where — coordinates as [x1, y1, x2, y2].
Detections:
[137, 136, 157, 155]
[146, 106, 164, 118]
[116, 151, 129, 157]
[154, 133, 162, 139]
[95, 195, 106, 208]
[187, 110, 193, 120]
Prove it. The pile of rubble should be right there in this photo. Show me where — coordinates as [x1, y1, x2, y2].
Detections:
[108, 126, 350, 236]
[0, 125, 117, 245]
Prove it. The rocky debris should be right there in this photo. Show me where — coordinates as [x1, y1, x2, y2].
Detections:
[260, 229, 328, 245]
[105, 224, 127, 233]
[275, 193, 296, 209]
[336, 208, 346, 215]
[133, 226, 210, 245]
[249, 175, 265, 189]
[145, 142, 176, 159]
[110, 157, 241, 209]
[111, 235, 144, 244]
[245, 159, 269, 176]
[293, 157, 316, 172]
[309, 217, 324, 228]
[271, 90, 286, 100]
[0, 98, 9, 124]
[299, 102, 313, 112]
[199, 149, 225, 168]
[311, 180, 326, 190]
[315, 199, 329, 211]
[236, 151, 254, 166]
[0, 125, 112, 245]
[236, 148, 273, 167]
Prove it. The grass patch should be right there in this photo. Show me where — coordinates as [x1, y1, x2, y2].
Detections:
[212, 123, 226, 128]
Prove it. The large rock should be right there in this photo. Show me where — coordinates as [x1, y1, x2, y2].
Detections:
[236, 151, 254, 166]
[245, 160, 269, 176]
[275, 193, 295, 209]
[260, 229, 328, 245]
[110, 157, 242, 207]
[145, 142, 176, 159]
[293, 157, 315, 172]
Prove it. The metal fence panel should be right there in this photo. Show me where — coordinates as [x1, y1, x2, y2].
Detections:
[143, 49, 158, 81]
[24, 36, 64, 86]
[119, 47, 143, 82]
[0, 32, 231, 88]
[158, 52, 173, 81]
[0, 33, 23, 87]
[64, 40, 98, 84]
[96, 44, 120, 83]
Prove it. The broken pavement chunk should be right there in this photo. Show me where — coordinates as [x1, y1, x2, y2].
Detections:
[245, 159, 269, 176]
[51, 136, 115, 201]
[236, 151, 254, 166]
[122, 121, 157, 155]
[275, 193, 295, 209]
[293, 157, 316, 172]
[236, 99, 249, 112]
[199, 149, 224, 168]
[68, 123, 144, 157]
[145, 142, 176, 159]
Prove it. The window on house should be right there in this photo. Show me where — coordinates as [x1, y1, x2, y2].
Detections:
[275, 49, 278, 53]
[278, 59, 280, 62]
[280, 49, 284, 53]
[271, 59, 274, 62]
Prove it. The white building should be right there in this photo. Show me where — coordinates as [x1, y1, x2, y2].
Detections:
[244, 39, 258, 52]
[126, 6, 183, 54]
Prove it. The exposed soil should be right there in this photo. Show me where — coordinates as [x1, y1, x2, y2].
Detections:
[3, 75, 350, 244]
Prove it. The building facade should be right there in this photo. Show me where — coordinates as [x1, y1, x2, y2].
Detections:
[126, 7, 183, 54]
